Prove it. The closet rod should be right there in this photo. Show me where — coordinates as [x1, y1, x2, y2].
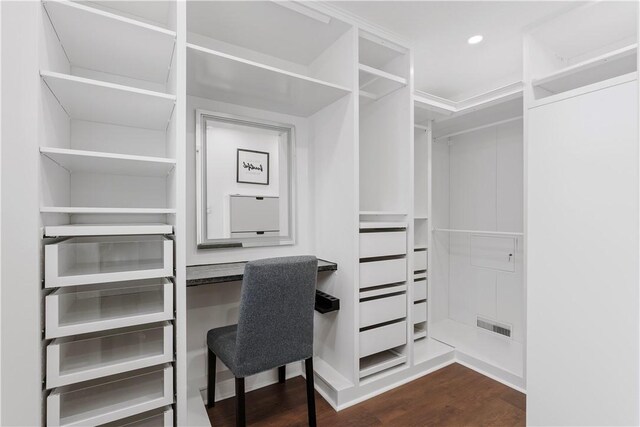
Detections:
[434, 115, 523, 141]
[433, 228, 523, 237]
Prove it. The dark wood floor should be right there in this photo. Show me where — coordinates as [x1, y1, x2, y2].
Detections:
[207, 363, 526, 426]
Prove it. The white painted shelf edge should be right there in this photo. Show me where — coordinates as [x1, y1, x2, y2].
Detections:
[41, 207, 177, 214]
[41, 70, 176, 101]
[186, 43, 352, 94]
[44, 223, 173, 237]
[40, 147, 176, 175]
[433, 228, 523, 237]
[532, 44, 638, 89]
[44, 0, 176, 37]
[359, 63, 407, 87]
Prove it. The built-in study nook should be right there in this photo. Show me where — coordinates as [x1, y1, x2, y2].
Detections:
[2, 1, 639, 426]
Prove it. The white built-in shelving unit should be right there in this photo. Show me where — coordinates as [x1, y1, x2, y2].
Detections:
[39, 0, 183, 424]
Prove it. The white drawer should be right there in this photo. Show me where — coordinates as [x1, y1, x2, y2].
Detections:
[360, 258, 407, 289]
[45, 236, 173, 288]
[413, 280, 427, 302]
[360, 293, 406, 328]
[360, 231, 406, 258]
[359, 321, 407, 358]
[413, 301, 427, 324]
[47, 365, 173, 427]
[47, 323, 173, 388]
[414, 252, 427, 272]
[45, 279, 173, 339]
[109, 408, 174, 427]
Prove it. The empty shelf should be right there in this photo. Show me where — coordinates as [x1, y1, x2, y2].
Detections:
[47, 365, 173, 427]
[359, 32, 406, 71]
[359, 64, 407, 99]
[41, 71, 176, 130]
[47, 323, 173, 388]
[43, 0, 175, 84]
[186, 43, 351, 117]
[359, 349, 407, 379]
[45, 235, 173, 287]
[40, 148, 176, 177]
[41, 207, 176, 215]
[430, 319, 523, 378]
[413, 323, 427, 340]
[532, 44, 637, 95]
[45, 279, 173, 338]
[413, 337, 454, 365]
[44, 224, 173, 238]
[434, 228, 523, 236]
[103, 407, 173, 427]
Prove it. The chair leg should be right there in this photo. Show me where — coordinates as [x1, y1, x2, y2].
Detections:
[235, 377, 246, 427]
[207, 349, 216, 408]
[305, 358, 317, 427]
[278, 365, 286, 383]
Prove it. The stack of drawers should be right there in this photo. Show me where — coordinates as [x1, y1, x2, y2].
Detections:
[413, 247, 428, 340]
[44, 235, 175, 426]
[358, 223, 409, 379]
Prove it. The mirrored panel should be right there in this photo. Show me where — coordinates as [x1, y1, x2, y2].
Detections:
[196, 110, 295, 248]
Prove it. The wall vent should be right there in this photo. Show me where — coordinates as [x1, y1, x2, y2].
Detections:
[477, 316, 511, 338]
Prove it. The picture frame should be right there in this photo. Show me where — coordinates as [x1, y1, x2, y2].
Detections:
[237, 148, 270, 185]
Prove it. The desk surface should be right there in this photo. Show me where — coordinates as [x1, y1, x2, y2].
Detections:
[186, 259, 338, 287]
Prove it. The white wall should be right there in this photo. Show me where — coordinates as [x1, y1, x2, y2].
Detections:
[527, 79, 639, 426]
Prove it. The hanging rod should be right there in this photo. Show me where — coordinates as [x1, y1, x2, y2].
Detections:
[433, 228, 523, 236]
[434, 115, 523, 141]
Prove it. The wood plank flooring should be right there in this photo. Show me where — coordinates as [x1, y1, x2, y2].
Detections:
[207, 363, 526, 426]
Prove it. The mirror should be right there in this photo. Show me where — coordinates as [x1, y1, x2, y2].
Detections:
[196, 110, 295, 248]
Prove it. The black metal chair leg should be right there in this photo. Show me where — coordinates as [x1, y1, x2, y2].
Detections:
[236, 377, 246, 427]
[278, 365, 286, 383]
[305, 358, 317, 427]
[207, 349, 216, 408]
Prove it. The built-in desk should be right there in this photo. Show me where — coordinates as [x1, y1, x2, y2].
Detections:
[186, 259, 340, 313]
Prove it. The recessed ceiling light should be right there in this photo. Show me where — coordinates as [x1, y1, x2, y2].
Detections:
[468, 35, 484, 45]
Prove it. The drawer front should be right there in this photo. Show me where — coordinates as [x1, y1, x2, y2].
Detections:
[360, 258, 407, 289]
[414, 252, 427, 272]
[360, 293, 406, 328]
[413, 301, 427, 324]
[360, 321, 407, 358]
[413, 280, 427, 302]
[360, 231, 406, 258]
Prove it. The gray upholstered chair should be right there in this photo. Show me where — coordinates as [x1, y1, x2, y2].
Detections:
[206, 256, 318, 427]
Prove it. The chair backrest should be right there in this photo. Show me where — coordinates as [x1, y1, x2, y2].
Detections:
[234, 256, 318, 377]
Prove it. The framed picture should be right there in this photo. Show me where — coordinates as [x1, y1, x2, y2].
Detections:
[237, 148, 270, 185]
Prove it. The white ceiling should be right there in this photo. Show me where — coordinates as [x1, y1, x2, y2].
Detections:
[330, 1, 582, 101]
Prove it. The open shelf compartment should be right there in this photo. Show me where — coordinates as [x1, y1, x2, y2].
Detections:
[359, 347, 407, 379]
[47, 323, 173, 388]
[45, 279, 173, 339]
[532, 44, 637, 96]
[47, 365, 173, 427]
[40, 147, 176, 177]
[40, 71, 176, 131]
[103, 407, 173, 427]
[45, 235, 173, 288]
[42, 0, 176, 85]
[359, 64, 407, 100]
[186, 43, 351, 117]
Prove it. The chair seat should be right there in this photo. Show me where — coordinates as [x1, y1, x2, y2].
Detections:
[207, 324, 239, 376]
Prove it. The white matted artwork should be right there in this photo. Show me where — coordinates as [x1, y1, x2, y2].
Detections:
[237, 149, 269, 185]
